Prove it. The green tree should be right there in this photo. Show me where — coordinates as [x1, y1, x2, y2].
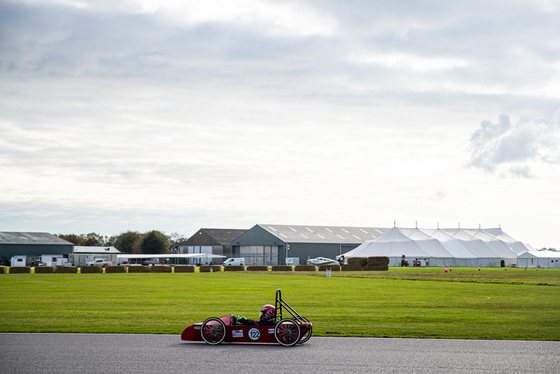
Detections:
[140, 230, 170, 254]
[57, 234, 85, 246]
[84, 232, 103, 246]
[114, 231, 141, 254]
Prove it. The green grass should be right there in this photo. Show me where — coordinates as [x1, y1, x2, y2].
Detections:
[1, 267, 559, 340]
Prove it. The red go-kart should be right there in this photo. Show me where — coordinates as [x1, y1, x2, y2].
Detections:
[181, 289, 312, 346]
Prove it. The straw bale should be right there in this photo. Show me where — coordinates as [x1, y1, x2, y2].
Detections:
[173, 265, 195, 273]
[148, 265, 172, 273]
[105, 266, 126, 273]
[0, 267, 7, 274]
[318, 265, 340, 272]
[365, 264, 389, 271]
[199, 265, 212, 272]
[223, 265, 246, 272]
[246, 265, 268, 271]
[294, 265, 316, 272]
[347, 257, 367, 266]
[80, 266, 102, 273]
[341, 264, 363, 271]
[127, 266, 150, 273]
[34, 266, 55, 273]
[367, 256, 390, 265]
[271, 265, 293, 272]
[9, 267, 31, 274]
[55, 266, 78, 274]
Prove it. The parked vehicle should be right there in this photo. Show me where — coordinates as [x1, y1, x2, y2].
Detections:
[85, 258, 111, 267]
[223, 258, 245, 266]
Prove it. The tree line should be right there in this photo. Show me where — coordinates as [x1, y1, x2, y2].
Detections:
[56, 231, 187, 255]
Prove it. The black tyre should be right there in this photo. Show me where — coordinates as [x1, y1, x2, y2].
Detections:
[298, 325, 312, 344]
[201, 317, 226, 345]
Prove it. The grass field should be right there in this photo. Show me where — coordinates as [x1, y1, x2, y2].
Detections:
[1, 267, 559, 340]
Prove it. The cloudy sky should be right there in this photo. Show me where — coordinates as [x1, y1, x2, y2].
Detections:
[1, 0, 559, 249]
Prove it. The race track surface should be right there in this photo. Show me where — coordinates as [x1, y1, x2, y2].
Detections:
[1, 333, 558, 373]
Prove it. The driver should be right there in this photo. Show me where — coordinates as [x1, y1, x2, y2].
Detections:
[236, 304, 276, 326]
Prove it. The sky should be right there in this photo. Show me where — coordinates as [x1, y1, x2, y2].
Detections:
[1, 0, 559, 249]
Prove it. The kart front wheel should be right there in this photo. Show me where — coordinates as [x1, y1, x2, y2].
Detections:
[298, 325, 312, 344]
[201, 317, 226, 345]
[274, 319, 301, 347]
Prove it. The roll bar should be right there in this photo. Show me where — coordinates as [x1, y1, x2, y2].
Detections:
[274, 289, 308, 324]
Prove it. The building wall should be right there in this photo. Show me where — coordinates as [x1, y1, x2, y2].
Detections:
[232, 225, 362, 265]
[0, 244, 73, 264]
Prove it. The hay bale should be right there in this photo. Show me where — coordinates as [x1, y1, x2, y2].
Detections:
[0, 267, 7, 274]
[365, 264, 389, 271]
[9, 267, 31, 274]
[270, 265, 293, 272]
[199, 265, 212, 272]
[127, 266, 150, 273]
[318, 265, 340, 272]
[149, 265, 172, 273]
[246, 265, 268, 271]
[347, 257, 367, 266]
[105, 266, 126, 273]
[367, 256, 390, 265]
[34, 266, 55, 273]
[80, 266, 102, 273]
[294, 265, 316, 272]
[55, 266, 78, 273]
[223, 265, 246, 272]
[341, 264, 363, 271]
[173, 265, 195, 273]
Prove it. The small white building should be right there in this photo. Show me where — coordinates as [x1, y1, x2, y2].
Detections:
[10, 255, 26, 267]
[68, 246, 120, 267]
[517, 250, 560, 268]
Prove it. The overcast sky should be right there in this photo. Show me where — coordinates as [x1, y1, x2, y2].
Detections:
[1, 0, 559, 249]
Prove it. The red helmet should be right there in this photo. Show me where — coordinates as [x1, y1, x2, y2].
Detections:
[259, 304, 276, 321]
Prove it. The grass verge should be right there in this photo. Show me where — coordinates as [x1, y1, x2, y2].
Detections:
[0, 267, 559, 340]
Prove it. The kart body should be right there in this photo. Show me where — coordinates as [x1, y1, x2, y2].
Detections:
[181, 289, 312, 346]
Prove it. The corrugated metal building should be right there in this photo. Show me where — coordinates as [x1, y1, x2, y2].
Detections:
[231, 224, 390, 265]
[0, 232, 74, 265]
[179, 228, 248, 264]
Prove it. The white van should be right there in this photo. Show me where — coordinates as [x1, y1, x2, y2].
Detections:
[223, 258, 245, 266]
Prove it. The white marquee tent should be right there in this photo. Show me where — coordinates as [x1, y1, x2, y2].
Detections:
[517, 250, 560, 268]
[342, 227, 534, 267]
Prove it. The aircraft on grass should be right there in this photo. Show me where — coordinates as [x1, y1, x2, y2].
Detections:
[306, 257, 340, 266]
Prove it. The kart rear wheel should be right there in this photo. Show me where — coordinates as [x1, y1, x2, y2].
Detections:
[274, 319, 301, 347]
[201, 317, 226, 345]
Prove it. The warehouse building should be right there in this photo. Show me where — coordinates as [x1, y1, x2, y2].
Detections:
[0, 232, 74, 266]
[231, 224, 390, 266]
[179, 228, 248, 265]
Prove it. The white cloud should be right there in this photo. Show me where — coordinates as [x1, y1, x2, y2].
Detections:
[348, 52, 470, 72]
[468, 113, 560, 177]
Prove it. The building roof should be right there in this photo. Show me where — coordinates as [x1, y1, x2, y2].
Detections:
[0, 232, 73, 246]
[73, 246, 120, 254]
[258, 224, 390, 244]
[197, 228, 248, 245]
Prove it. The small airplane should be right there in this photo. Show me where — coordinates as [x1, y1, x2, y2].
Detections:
[307, 257, 340, 266]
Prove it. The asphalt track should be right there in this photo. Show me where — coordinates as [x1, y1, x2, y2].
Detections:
[1, 333, 559, 373]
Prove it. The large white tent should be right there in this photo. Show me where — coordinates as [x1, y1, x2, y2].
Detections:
[342, 227, 534, 267]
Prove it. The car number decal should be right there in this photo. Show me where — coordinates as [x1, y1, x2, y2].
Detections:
[248, 328, 261, 341]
